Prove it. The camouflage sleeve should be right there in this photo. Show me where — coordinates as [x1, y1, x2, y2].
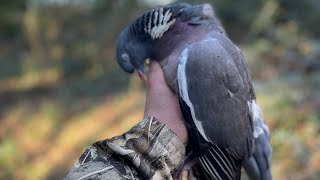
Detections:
[64, 116, 186, 180]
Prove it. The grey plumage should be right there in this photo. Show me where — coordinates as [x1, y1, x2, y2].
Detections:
[177, 32, 253, 180]
[243, 101, 272, 180]
[116, 3, 272, 180]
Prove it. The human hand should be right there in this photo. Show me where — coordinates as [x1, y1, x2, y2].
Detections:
[144, 61, 188, 144]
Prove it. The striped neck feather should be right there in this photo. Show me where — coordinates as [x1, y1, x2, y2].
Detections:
[130, 7, 178, 40]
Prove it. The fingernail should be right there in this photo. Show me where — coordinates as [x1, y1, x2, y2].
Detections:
[137, 70, 147, 81]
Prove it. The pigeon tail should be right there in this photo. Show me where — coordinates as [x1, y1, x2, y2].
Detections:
[199, 145, 242, 180]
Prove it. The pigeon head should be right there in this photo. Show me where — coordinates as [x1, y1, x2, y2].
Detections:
[117, 3, 202, 73]
[117, 26, 153, 73]
[116, 3, 221, 74]
[116, 3, 189, 74]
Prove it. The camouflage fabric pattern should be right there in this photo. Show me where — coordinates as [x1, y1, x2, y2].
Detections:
[64, 117, 186, 180]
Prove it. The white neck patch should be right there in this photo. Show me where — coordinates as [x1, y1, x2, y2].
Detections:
[144, 8, 176, 39]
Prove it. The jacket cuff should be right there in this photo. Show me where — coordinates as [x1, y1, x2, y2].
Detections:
[99, 116, 186, 179]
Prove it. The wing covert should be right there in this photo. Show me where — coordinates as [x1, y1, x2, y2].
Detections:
[177, 38, 254, 159]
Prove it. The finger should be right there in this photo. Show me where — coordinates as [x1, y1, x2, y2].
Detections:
[147, 61, 166, 87]
[149, 60, 162, 76]
[137, 70, 147, 81]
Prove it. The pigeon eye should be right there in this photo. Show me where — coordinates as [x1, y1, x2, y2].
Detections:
[121, 53, 130, 62]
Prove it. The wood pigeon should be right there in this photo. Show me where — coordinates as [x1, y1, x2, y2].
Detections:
[116, 3, 271, 180]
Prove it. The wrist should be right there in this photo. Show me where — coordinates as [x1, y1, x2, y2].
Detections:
[148, 115, 188, 145]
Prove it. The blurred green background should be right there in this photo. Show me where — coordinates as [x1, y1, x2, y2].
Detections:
[0, 0, 319, 179]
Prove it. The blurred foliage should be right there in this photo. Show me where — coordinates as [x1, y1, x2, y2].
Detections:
[0, 0, 319, 179]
